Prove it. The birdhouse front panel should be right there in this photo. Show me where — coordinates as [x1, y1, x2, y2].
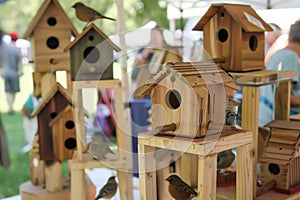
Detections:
[50, 106, 77, 161]
[70, 29, 114, 81]
[37, 92, 71, 161]
[151, 75, 201, 138]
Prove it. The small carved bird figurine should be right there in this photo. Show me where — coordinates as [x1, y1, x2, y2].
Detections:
[95, 176, 118, 200]
[87, 135, 115, 160]
[165, 175, 198, 200]
[72, 2, 115, 28]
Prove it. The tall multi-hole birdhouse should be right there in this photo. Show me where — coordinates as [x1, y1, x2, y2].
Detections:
[31, 83, 72, 161]
[260, 120, 300, 193]
[64, 23, 121, 81]
[134, 61, 239, 138]
[193, 3, 273, 72]
[23, 0, 78, 72]
[49, 105, 76, 161]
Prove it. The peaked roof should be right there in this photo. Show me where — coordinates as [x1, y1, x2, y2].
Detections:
[31, 82, 72, 117]
[193, 3, 273, 32]
[64, 23, 121, 52]
[23, 0, 78, 38]
[49, 104, 72, 126]
[134, 61, 240, 98]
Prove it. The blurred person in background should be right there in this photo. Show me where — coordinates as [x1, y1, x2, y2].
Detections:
[0, 30, 23, 114]
[259, 20, 300, 126]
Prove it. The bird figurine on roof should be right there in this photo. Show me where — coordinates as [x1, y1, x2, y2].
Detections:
[165, 174, 198, 200]
[72, 2, 115, 29]
[95, 176, 118, 200]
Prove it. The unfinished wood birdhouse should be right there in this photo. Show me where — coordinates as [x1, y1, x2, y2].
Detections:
[260, 120, 300, 194]
[31, 83, 72, 160]
[23, 0, 78, 72]
[134, 61, 239, 138]
[193, 3, 273, 72]
[49, 105, 77, 161]
[64, 23, 121, 81]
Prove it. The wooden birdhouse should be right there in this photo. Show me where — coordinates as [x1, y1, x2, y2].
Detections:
[32, 83, 72, 160]
[193, 3, 273, 72]
[64, 23, 121, 81]
[134, 61, 239, 138]
[260, 120, 300, 194]
[49, 105, 76, 161]
[23, 0, 78, 72]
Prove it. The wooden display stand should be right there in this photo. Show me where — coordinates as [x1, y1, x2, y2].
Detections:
[20, 176, 95, 200]
[138, 130, 253, 200]
[71, 79, 133, 200]
[228, 69, 297, 198]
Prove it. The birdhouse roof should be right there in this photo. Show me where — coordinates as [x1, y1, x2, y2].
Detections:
[193, 3, 273, 32]
[265, 120, 300, 131]
[261, 120, 300, 164]
[48, 104, 72, 127]
[31, 82, 72, 117]
[23, 0, 78, 38]
[134, 61, 240, 98]
[64, 23, 121, 52]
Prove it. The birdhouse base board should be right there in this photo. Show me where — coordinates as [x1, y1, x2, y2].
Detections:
[19, 176, 95, 200]
[275, 184, 300, 195]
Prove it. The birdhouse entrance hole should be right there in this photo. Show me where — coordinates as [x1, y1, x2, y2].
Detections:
[64, 138, 76, 150]
[249, 35, 258, 51]
[165, 89, 181, 109]
[47, 17, 57, 26]
[50, 112, 57, 119]
[84, 46, 100, 63]
[47, 36, 59, 49]
[268, 163, 280, 175]
[218, 28, 228, 43]
[65, 120, 75, 129]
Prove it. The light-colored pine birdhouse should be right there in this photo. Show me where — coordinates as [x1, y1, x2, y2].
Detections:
[193, 3, 273, 72]
[49, 105, 76, 161]
[134, 61, 239, 138]
[23, 0, 78, 72]
[31, 83, 72, 160]
[260, 120, 300, 194]
[64, 23, 121, 81]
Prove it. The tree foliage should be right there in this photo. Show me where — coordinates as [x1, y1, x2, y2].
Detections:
[0, 0, 169, 38]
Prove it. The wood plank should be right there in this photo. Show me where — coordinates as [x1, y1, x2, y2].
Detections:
[236, 143, 253, 200]
[71, 169, 85, 200]
[138, 144, 157, 200]
[275, 81, 291, 120]
[197, 154, 217, 200]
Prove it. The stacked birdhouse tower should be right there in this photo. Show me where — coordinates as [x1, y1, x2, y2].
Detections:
[193, 3, 272, 71]
[20, 0, 96, 199]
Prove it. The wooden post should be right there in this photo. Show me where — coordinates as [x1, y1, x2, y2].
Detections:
[241, 86, 260, 196]
[236, 143, 253, 200]
[275, 81, 291, 120]
[197, 154, 217, 200]
[138, 144, 157, 200]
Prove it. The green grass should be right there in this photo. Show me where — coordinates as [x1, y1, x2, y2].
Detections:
[0, 112, 30, 198]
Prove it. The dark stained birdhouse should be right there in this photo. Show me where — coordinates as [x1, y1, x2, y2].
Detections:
[260, 120, 300, 194]
[49, 105, 77, 161]
[193, 3, 273, 72]
[23, 0, 78, 72]
[64, 23, 121, 81]
[31, 83, 72, 160]
[134, 61, 239, 138]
